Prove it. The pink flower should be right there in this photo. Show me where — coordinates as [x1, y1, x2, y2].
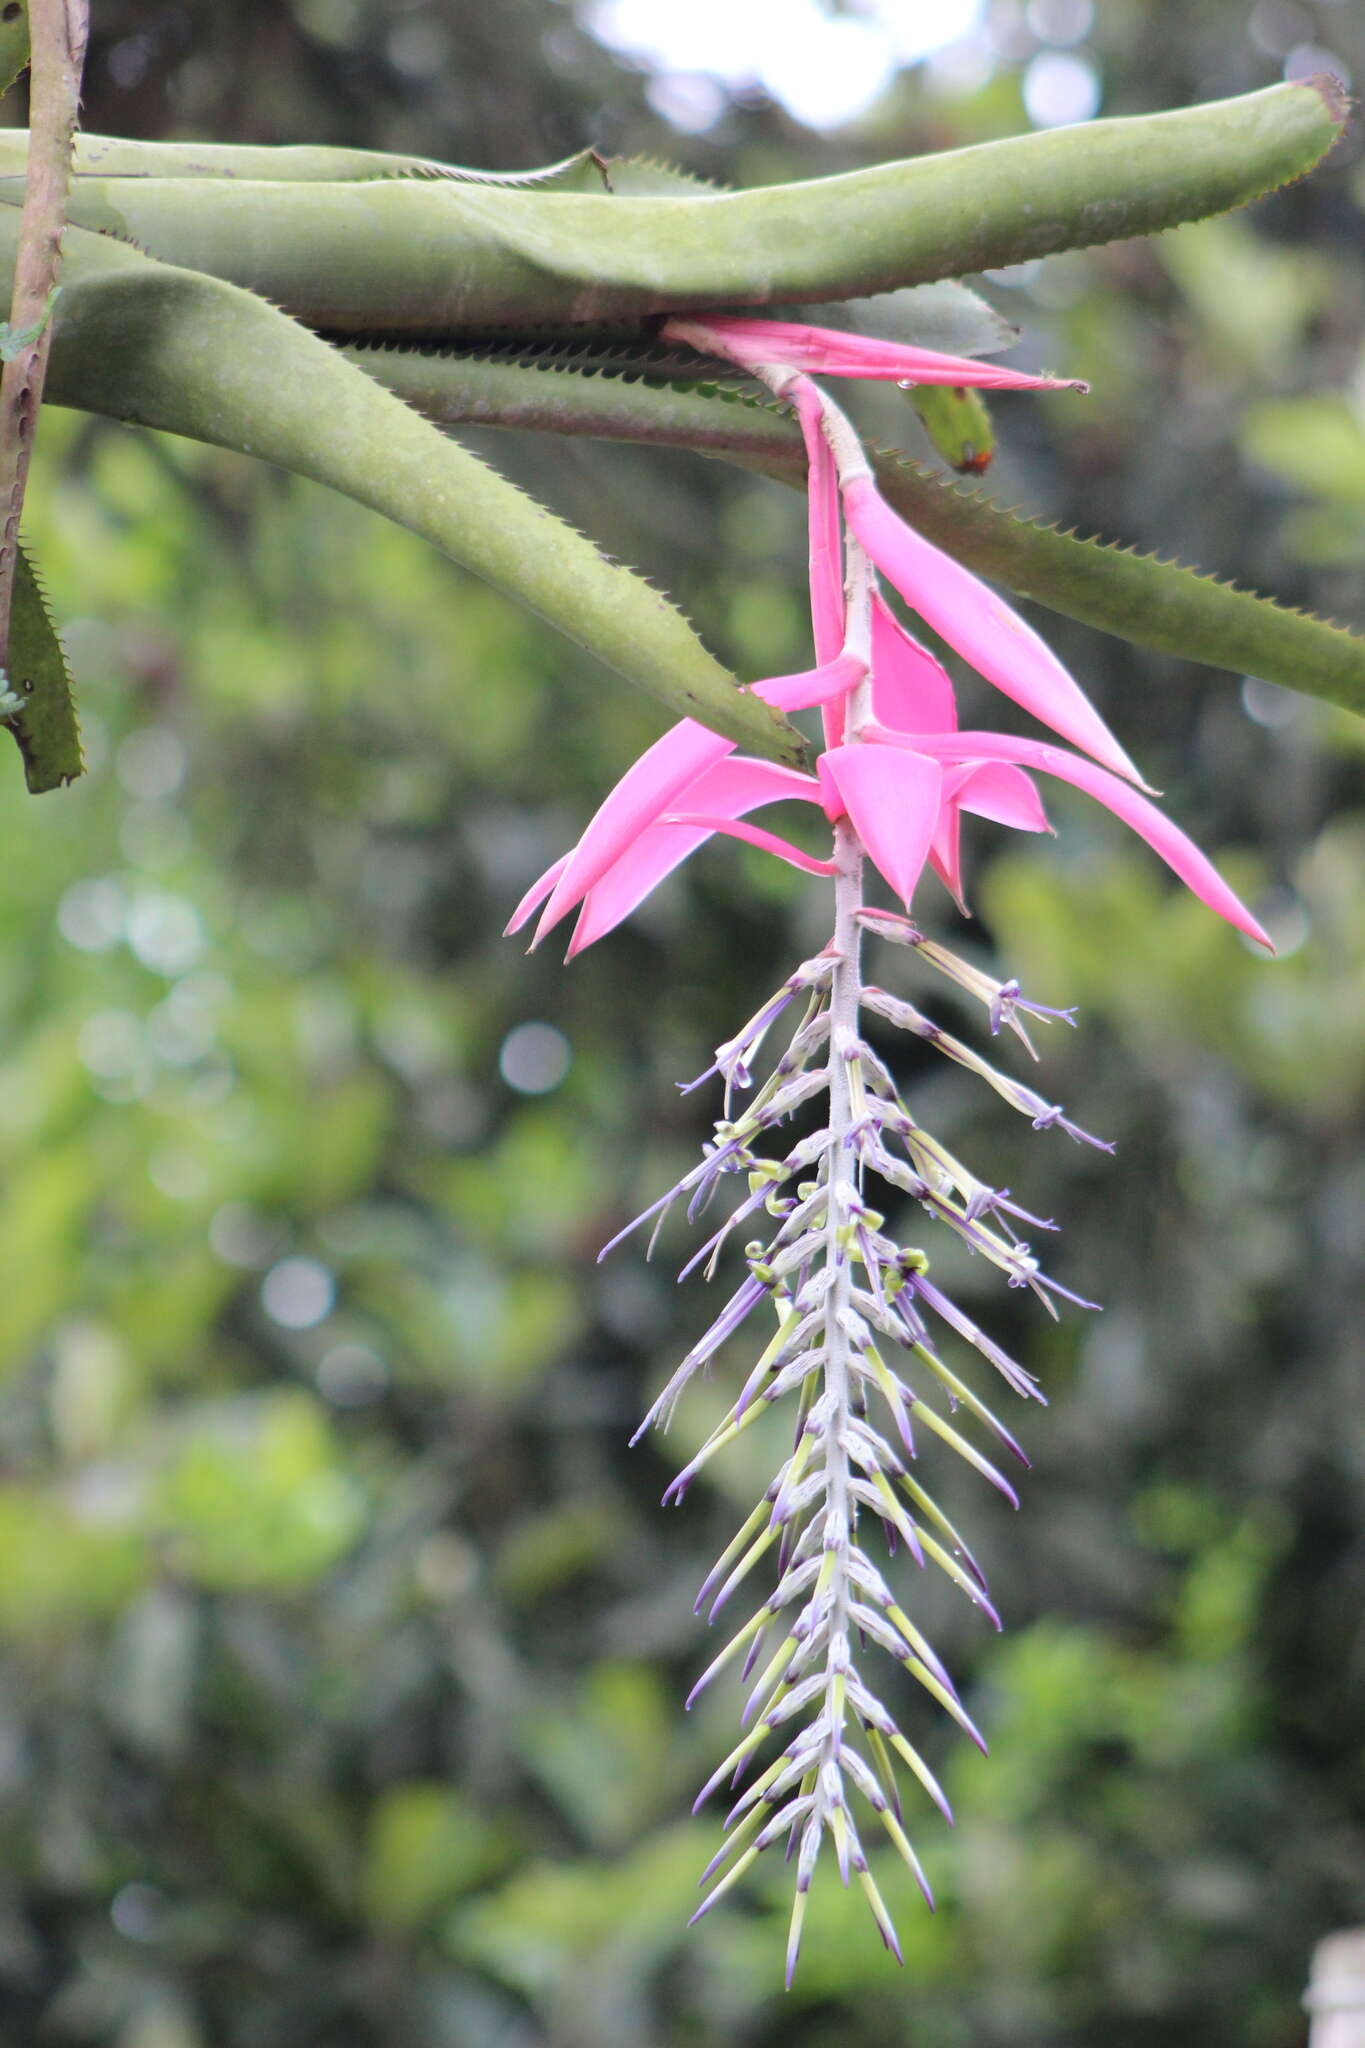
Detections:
[509, 651, 863, 945]
[668, 318, 1139, 785]
[507, 709, 1269, 955]
[519, 309, 1280, 1969]
[507, 312, 1271, 957]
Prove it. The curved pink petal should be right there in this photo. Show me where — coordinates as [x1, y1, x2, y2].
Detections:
[663, 814, 839, 875]
[817, 743, 942, 907]
[534, 720, 729, 942]
[569, 821, 714, 955]
[755, 649, 866, 715]
[844, 475, 1144, 787]
[568, 756, 823, 955]
[504, 851, 568, 937]
[666, 315, 1087, 391]
[948, 762, 1050, 833]
[929, 808, 967, 912]
[534, 657, 857, 944]
[663, 755, 821, 823]
[869, 725, 1273, 949]
[928, 765, 1049, 909]
[871, 594, 956, 734]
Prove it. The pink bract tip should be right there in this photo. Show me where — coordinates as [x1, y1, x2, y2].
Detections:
[665, 314, 1088, 393]
[567, 755, 822, 955]
[844, 475, 1146, 788]
[871, 725, 1273, 950]
[818, 744, 942, 907]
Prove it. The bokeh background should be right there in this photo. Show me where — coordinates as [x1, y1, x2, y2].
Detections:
[2, 2, 1364, 2043]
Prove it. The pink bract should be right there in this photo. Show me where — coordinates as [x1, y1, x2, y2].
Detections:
[844, 474, 1145, 787]
[869, 725, 1273, 950]
[518, 652, 863, 943]
[932, 762, 1051, 906]
[870, 595, 957, 734]
[792, 377, 849, 747]
[665, 314, 1088, 392]
[567, 755, 824, 955]
[818, 744, 942, 907]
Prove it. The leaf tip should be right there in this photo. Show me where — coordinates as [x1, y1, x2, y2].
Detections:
[1303, 69, 1353, 131]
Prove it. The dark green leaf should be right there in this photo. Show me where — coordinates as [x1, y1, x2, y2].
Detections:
[3, 538, 82, 790]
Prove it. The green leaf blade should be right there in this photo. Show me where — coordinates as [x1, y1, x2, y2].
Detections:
[5, 539, 82, 791]
[34, 223, 804, 766]
[0, 130, 611, 188]
[866, 453, 1365, 718]
[0, 83, 1343, 333]
[343, 345, 1365, 718]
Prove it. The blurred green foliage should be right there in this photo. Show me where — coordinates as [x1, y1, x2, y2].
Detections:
[0, 3, 1361, 2045]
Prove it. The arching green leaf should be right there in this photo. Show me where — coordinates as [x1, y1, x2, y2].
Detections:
[0, 129, 611, 188]
[0, 82, 1343, 333]
[30, 222, 803, 768]
[343, 344, 1365, 718]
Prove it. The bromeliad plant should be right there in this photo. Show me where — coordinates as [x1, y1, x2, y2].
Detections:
[0, 2, 1359, 1979]
[507, 316, 1271, 1974]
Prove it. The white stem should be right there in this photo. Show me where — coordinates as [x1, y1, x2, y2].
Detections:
[813, 817, 864, 1819]
[841, 534, 876, 735]
[809, 382, 874, 489]
[664, 323, 889, 1848]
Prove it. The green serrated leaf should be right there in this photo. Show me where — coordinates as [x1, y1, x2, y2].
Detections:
[0, 282, 59, 360]
[600, 155, 724, 197]
[32, 220, 802, 767]
[0, 82, 1343, 333]
[806, 282, 1019, 360]
[442, 148, 611, 193]
[0, 129, 611, 189]
[341, 346, 1365, 718]
[3, 539, 82, 791]
[340, 340, 776, 448]
[0, 2, 26, 100]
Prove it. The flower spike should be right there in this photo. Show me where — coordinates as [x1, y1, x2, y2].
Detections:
[505, 296, 1278, 1978]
